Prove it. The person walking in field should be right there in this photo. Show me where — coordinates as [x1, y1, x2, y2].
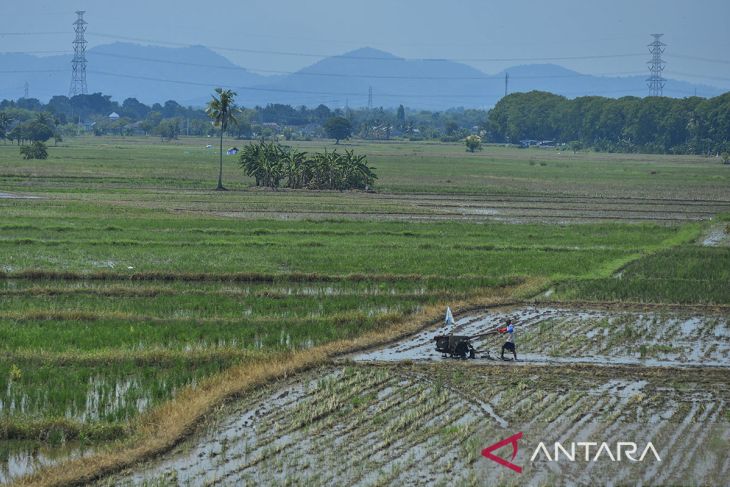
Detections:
[499, 319, 517, 361]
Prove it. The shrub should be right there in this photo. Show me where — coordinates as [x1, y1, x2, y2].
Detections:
[240, 141, 376, 191]
[20, 141, 48, 160]
[465, 135, 482, 152]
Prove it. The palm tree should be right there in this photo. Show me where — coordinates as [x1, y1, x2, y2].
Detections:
[206, 88, 239, 190]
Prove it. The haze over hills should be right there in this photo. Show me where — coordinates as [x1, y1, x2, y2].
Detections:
[245, 47, 491, 109]
[0, 43, 267, 106]
[0, 43, 724, 109]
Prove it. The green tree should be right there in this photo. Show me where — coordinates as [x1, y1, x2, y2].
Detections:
[206, 88, 239, 191]
[157, 118, 181, 141]
[324, 116, 352, 144]
[18, 114, 55, 143]
[20, 141, 48, 160]
[465, 134, 482, 152]
[396, 104, 406, 130]
[0, 112, 12, 144]
[7, 125, 24, 145]
[444, 121, 459, 137]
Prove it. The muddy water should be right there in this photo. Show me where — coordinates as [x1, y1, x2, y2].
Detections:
[0, 192, 40, 199]
[0, 441, 94, 484]
[104, 362, 730, 487]
[702, 225, 729, 246]
[352, 307, 730, 368]
[31, 306, 730, 485]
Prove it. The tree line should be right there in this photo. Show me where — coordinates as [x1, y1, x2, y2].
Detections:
[487, 91, 730, 154]
[2, 90, 729, 155]
[0, 94, 485, 141]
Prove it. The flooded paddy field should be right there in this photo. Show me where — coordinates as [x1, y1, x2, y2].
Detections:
[104, 363, 729, 486]
[0, 441, 93, 485]
[354, 306, 730, 368]
[102, 306, 730, 486]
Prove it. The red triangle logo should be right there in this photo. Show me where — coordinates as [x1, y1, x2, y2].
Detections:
[481, 432, 523, 473]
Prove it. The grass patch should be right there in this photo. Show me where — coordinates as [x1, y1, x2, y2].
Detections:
[553, 246, 730, 304]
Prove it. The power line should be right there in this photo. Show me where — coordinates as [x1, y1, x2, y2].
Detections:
[83, 50, 645, 80]
[11, 64, 724, 85]
[88, 69, 700, 99]
[86, 32, 647, 63]
[664, 71, 730, 83]
[666, 54, 730, 65]
[0, 47, 656, 81]
[0, 67, 717, 101]
[0, 31, 68, 36]
[0, 69, 67, 74]
[0, 50, 72, 55]
[3, 31, 729, 65]
[0, 49, 649, 81]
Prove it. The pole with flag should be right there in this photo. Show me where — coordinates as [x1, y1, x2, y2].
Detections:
[445, 306, 454, 327]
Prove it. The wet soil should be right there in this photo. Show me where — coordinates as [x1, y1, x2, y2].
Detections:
[352, 306, 730, 368]
[100, 306, 730, 486]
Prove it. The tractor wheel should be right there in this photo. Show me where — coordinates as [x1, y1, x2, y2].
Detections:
[454, 342, 469, 359]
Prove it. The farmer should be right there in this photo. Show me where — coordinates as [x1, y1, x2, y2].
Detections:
[499, 319, 517, 361]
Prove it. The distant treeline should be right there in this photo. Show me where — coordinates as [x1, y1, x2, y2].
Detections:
[1, 90, 728, 154]
[488, 91, 730, 154]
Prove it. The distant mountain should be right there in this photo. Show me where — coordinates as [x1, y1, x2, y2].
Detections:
[496, 64, 722, 101]
[0, 42, 266, 106]
[0, 52, 69, 101]
[0, 44, 725, 109]
[251, 51, 723, 109]
[241, 47, 493, 110]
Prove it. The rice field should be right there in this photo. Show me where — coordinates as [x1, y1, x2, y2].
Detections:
[103, 361, 730, 487]
[1, 136, 728, 485]
[354, 306, 730, 367]
[1, 211, 673, 448]
[2, 137, 729, 199]
[552, 245, 730, 304]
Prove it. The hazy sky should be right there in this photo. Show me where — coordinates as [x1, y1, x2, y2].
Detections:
[2, 0, 729, 89]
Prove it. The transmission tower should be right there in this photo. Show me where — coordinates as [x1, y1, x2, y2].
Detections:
[647, 33, 666, 97]
[504, 72, 509, 98]
[368, 86, 373, 110]
[24, 81, 29, 98]
[69, 11, 88, 97]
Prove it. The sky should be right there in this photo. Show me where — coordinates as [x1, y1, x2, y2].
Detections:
[1, 0, 729, 89]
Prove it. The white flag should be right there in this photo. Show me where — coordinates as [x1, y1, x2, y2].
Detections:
[445, 306, 454, 326]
